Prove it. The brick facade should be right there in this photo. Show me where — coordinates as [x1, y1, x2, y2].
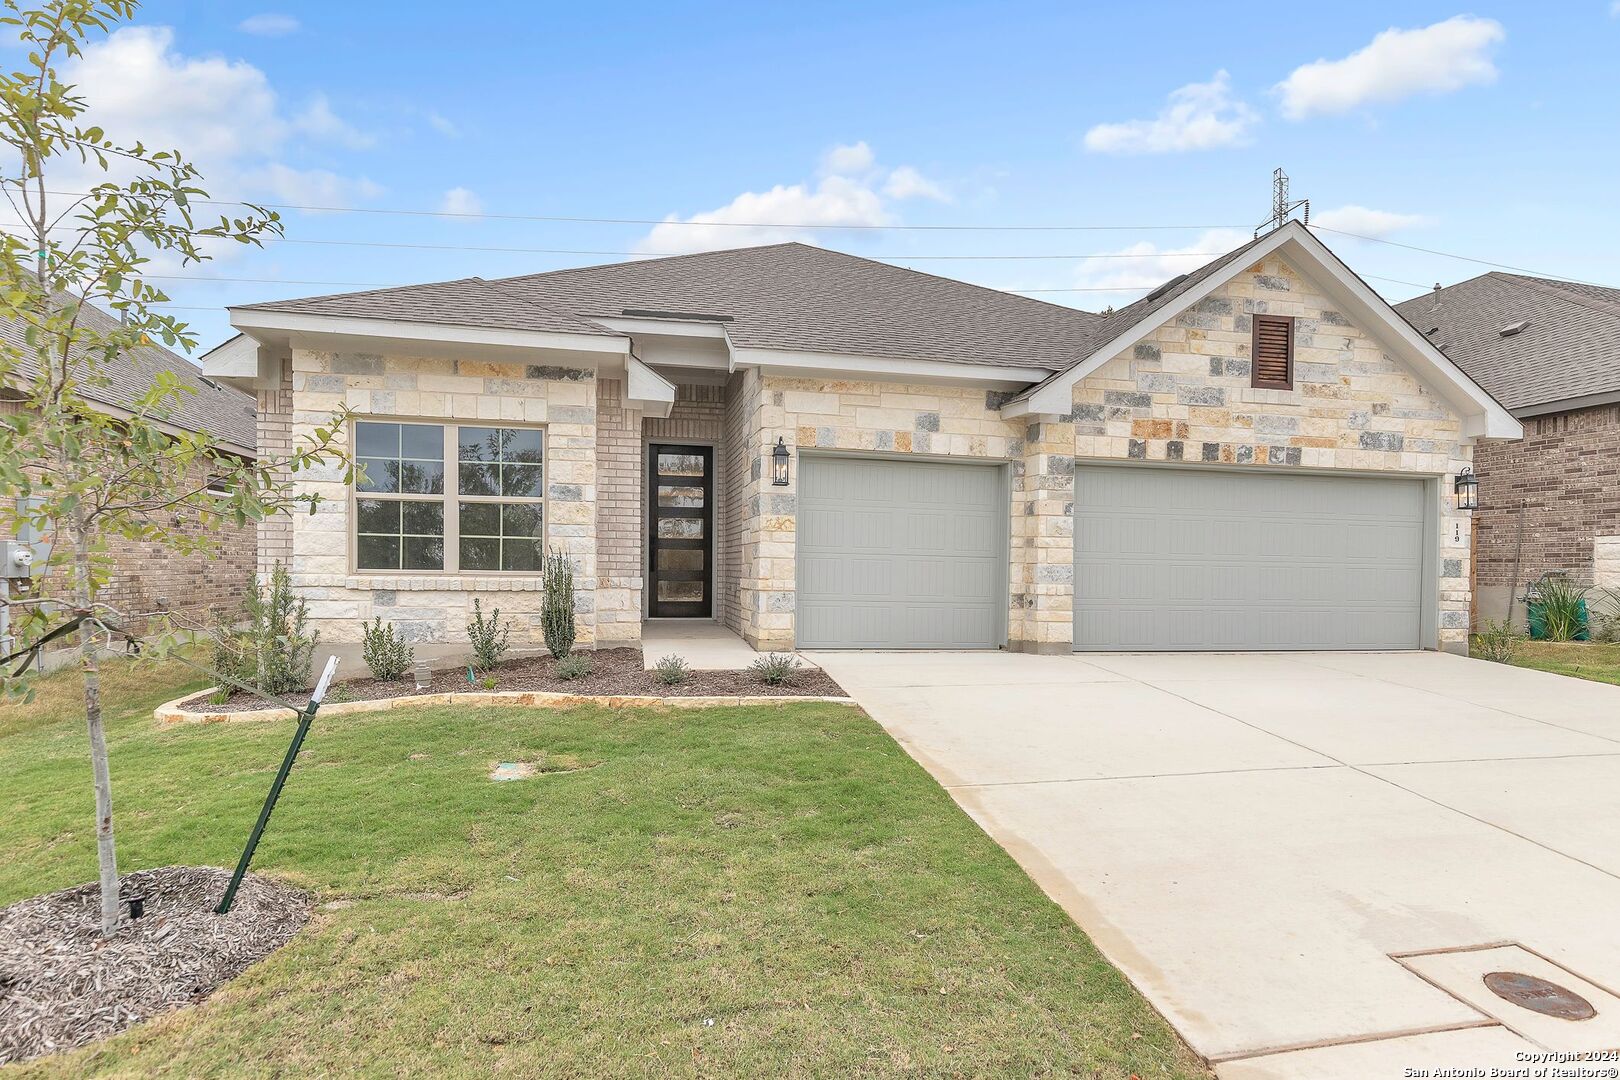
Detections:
[1471, 403, 1620, 618]
[594, 378, 642, 645]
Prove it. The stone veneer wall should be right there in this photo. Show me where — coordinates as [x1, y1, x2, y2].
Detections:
[1071, 252, 1474, 650]
[284, 348, 598, 645]
[593, 379, 642, 645]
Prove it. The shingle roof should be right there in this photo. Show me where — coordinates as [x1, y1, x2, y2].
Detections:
[1393, 273, 1620, 413]
[1, 299, 256, 452]
[239, 243, 1105, 370]
[236, 276, 618, 338]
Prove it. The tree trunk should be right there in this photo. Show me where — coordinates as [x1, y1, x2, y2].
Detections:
[70, 503, 119, 937]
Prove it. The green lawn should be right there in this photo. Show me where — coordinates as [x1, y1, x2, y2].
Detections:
[1484, 639, 1620, 686]
[1, 660, 1204, 1078]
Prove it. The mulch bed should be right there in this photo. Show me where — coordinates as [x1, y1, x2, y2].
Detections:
[0, 866, 311, 1065]
[180, 647, 848, 714]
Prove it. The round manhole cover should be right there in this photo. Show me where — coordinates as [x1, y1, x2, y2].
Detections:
[1483, 971, 1597, 1021]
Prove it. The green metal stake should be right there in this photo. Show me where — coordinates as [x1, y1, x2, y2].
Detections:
[217, 656, 340, 915]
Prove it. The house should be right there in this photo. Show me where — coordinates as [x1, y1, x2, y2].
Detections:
[1, 299, 259, 629]
[204, 220, 1519, 656]
[1395, 274, 1620, 624]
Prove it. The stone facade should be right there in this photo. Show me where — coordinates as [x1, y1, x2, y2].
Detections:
[1072, 252, 1474, 650]
[1470, 402, 1620, 622]
[280, 348, 598, 645]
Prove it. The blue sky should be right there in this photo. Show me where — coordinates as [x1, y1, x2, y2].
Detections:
[39, 1, 1620, 352]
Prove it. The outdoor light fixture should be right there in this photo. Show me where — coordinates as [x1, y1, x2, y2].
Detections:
[1454, 467, 1479, 512]
[771, 437, 791, 487]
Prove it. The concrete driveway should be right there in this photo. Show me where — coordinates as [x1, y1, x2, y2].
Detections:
[810, 650, 1620, 1077]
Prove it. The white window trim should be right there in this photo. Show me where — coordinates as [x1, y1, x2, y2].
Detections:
[348, 417, 548, 576]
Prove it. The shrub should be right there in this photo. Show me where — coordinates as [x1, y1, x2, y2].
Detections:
[555, 653, 592, 681]
[541, 549, 576, 659]
[206, 564, 318, 699]
[207, 615, 252, 706]
[1474, 619, 1524, 664]
[479, 674, 499, 690]
[467, 598, 510, 673]
[749, 652, 802, 686]
[361, 618, 414, 681]
[1533, 576, 1589, 642]
[1590, 589, 1620, 644]
[653, 654, 690, 686]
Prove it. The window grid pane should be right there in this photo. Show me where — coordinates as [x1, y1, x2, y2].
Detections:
[357, 422, 543, 574]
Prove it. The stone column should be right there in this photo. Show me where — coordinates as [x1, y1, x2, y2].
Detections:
[1010, 418, 1075, 654]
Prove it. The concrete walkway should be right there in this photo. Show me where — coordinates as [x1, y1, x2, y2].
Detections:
[640, 620, 817, 671]
[809, 649, 1620, 1077]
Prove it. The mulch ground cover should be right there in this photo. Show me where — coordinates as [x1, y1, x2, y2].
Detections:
[0, 866, 310, 1065]
[180, 647, 848, 714]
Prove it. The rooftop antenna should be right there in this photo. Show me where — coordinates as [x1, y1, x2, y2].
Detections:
[1254, 167, 1310, 237]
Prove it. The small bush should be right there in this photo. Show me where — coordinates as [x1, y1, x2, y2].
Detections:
[541, 549, 576, 659]
[749, 652, 802, 686]
[555, 653, 592, 681]
[1534, 576, 1589, 642]
[1590, 589, 1620, 643]
[479, 674, 499, 690]
[361, 618, 414, 681]
[1474, 619, 1524, 664]
[249, 562, 319, 695]
[467, 598, 510, 673]
[653, 654, 690, 686]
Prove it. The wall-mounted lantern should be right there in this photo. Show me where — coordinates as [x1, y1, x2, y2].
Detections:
[1454, 467, 1479, 512]
[771, 437, 791, 487]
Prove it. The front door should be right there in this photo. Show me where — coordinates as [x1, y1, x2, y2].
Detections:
[648, 444, 714, 618]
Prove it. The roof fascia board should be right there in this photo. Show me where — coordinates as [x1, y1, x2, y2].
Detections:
[229, 308, 630, 356]
[1009, 223, 1522, 440]
[1511, 389, 1620, 419]
[730, 346, 1051, 388]
[627, 354, 677, 419]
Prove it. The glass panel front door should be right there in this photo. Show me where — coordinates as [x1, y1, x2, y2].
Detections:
[648, 444, 713, 618]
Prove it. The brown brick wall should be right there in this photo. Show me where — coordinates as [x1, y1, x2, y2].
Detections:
[0, 396, 254, 633]
[1473, 402, 1620, 589]
[720, 372, 755, 633]
[256, 358, 293, 576]
[595, 378, 643, 643]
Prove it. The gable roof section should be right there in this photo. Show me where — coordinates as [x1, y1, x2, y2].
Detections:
[1, 298, 256, 454]
[1393, 272, 1620, 416]
[1008, 221, 1521, 440]
[236, 243, 1104, 371]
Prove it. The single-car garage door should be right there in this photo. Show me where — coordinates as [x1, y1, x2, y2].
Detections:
[1074, 465, 1428, 651]
[797, 456, 1006, 649]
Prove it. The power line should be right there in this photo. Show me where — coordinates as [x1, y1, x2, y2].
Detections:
[33, 189, 1235, 232]
[1308, 225, 1606, 287]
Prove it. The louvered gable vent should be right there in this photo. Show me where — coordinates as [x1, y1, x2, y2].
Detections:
[1251, 314, 1294, 390]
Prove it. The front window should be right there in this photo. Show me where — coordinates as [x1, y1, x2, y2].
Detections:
[353, 420, 544, 572]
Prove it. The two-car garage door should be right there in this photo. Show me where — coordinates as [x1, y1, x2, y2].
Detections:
[1073, 466, 1428, 651]
[794, 456, 1429, 652]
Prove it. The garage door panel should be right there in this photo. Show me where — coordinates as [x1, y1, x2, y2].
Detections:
[1075, 466, 1426, 651]
[798, 456, 1006, 649]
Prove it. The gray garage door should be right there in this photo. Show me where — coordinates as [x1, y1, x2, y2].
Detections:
[1074, 466, 1427, 651]
[797, 456, 1006, 649]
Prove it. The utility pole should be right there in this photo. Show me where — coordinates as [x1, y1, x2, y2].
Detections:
[1254, 168, 1310, 237]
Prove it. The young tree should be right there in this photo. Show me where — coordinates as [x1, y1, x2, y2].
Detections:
[0, 1, 349, 936]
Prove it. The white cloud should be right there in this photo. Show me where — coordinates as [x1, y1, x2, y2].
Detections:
[1065, 228, 1250, 309]
[884, 165, 950, 202]
[426, 111, 459, 137]
[62, 26, 380, 211]
[1083, 71, 1258, 154]
[822, 141, 875, 175]
[1310, 205, 1428, 237]
[440, 187, 483, 216]
[635, 146, 946, 255]
[237, 13, 300, 36]
[294, 94, 375, 149]
[1275, 16, 1504, 119]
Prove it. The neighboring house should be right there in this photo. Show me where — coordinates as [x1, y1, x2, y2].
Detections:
[204, 220, 1518, 656]
[1395, 274, 1620, 624]
[0, 298, 258, 630]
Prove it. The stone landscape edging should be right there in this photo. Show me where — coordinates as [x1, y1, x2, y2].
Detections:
[154, 687, 858, 726]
